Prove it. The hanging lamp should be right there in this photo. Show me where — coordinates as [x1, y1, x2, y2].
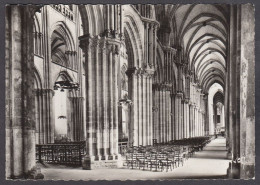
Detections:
[54, 80, 79, 91]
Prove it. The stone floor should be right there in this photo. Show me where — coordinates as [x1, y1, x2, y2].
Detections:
[41, 137, 231, 180]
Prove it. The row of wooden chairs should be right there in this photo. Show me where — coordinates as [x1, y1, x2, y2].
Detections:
[123, 136, 213, 172]
[125, 152, 184, 172]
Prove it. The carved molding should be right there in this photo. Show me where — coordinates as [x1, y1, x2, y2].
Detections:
[79, 34, 122, 55]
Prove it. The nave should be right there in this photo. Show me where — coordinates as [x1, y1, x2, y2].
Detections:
[41, 137, 229, 180]
[5, 4, 255, 180]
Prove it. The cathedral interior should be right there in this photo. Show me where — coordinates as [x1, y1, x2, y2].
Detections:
[5, 4, 255, 180]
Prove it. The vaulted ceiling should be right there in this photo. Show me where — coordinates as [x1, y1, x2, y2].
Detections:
[155, 4, 228, 92]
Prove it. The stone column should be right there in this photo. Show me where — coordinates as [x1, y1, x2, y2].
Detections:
[170, 93, 176, 140]
[152, 89, 159, 142]
[6, 5, 44, 179]
[127, 67, 154, 146]
[198, 109, 202, 136]
[138, 74, 142, 145]
[41, 89, 55, 144]
[126, 68, 139, 146]
[194, 106, 196, 137]
[182, 100, 186, 138]
[163, 90, 166, 142]
[192, 105, 195, 137]
[142, 75, 147, 146]
[175, 93, 182, 140]
[181, 99, 185, 139]
[185, 99, 190, 138]
[199, 110, 202, 136]
[34, 89, 44, 144]
[68, 97, 84, 141]
[239, 4, 255, 179]
[79, 36, 94, 157]
[79, 35, 121, 164]
[194, 106, 197, 137]
[197, 107, 200, 137]
[189, 104, 192, 138]
[202, 112, 205, 136]
[198, 110, 201, 136]
[148, 77, 153, 145]
[204, 94, 209, 135]
[157, 89, 161, 142]
[167, 91, 172, 141]
[112, 42, 119, 157]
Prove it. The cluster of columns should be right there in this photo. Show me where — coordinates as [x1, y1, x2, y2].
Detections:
[174, 92, 183, 140]
[34, 89, 55, 144]
[80, 6, 122, 160]
[65, 51, 78, 71]
[124, 13, 158, 147]
[183, 99, 190, 138]
[126, 68, 154, 146]
[67, 97, 84, 141]
[162, 46, 177, 83]
[152, 84, 172, 143]
[188, 82, 207, 138]
[152, 89, 207, 144]
[79, 35, 121, 160]
[143, 20, 158, 67]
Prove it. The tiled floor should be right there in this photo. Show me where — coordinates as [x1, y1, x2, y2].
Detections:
[41, 137, 231, 180]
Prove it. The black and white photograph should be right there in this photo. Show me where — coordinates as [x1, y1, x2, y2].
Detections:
[5, 3, 255, 180]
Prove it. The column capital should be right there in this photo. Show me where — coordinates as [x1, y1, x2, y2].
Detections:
[176, 91, 184, 99]
[143, 65, 155, 77]
[141, 17, 160, 30]
[175, 62, 185, 68]
[126, 67, 137, 78]
[192, 82, 198, 87]
[102, 29, 122, 39]
[185, 75, 191, 79]
[184, 98, 190, 104]
[79, 34, 121, 55]
[132, 67, 155, 78]
[79, 34, 93, 51]
[197, 88, 202, 92]
[162, 46, 177, 55]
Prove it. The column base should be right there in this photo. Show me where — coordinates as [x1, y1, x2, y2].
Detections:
[82, 154, 122, 170]
[240, 163, 255, 179]
[8, 165, 44, 180]
[26, 166, 44, 179]
[227, 162, 240, 179]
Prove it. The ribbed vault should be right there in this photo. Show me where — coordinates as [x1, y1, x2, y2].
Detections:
[155, 4, 228, 93]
